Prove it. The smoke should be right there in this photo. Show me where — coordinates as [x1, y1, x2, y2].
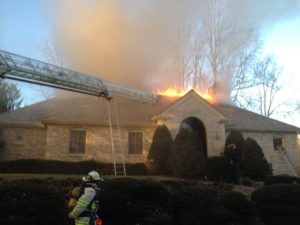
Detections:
[48, 0, 300, 94]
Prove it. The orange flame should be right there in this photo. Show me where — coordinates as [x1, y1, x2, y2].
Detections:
[156, 87, 214, 103]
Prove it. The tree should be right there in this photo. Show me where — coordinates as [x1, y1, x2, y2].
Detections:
[147, 125, 173, 175]
[253, 55, 284, 117]
[240, 138, 272, 180]
[171, 0, 260, 99]
[37, 40, 60, 100]
[169, 129, 204, 178]
[0, 79, 22, 113]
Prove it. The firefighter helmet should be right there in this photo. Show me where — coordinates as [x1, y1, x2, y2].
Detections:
[82, 171, 104, 182]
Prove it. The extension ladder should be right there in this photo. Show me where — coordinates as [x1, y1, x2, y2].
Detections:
[107, 100, 126, 176]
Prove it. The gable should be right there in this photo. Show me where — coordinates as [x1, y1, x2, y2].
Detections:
[152, 90, 227, 123]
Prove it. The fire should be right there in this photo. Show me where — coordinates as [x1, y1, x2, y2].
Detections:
[157, 87, 187, 97]
[156, 87, 214, 103]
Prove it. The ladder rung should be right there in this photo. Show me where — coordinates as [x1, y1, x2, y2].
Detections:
[115, 164, 125, 167]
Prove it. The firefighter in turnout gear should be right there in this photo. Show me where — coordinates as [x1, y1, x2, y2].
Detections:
[68, 171, 104, 225]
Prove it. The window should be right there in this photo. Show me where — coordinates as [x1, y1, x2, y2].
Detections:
[14, 130, 24, 145]
[128, 131, 143, 154]
[273, 135, 283, 151]
[69, 130, 86, 154]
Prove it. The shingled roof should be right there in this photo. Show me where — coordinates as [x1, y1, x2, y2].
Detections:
[214, 104, 299, 133]
[0, 91, 299, 133]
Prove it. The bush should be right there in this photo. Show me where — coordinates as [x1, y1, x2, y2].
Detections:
[169, 129, 204, 178]
[0, 180, 70, 225]
[147, 125, 173, 175]
[101, 178, 174, 225]
[202, 156, 230, 181]
[251, 184, 300, 225]
[0, 177, 260, 225]
[0, 159, 148, 175]
[264, 175, 300, 185]
[240, 138, 272, 180]
[218, 191, 256, 225]
[173, 187, 255, 225]
[173, 187, 219, 225]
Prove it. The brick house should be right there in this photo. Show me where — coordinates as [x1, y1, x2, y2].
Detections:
[0, 90, 299, 175]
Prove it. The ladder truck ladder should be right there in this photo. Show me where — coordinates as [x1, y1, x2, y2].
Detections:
[0, 49, 159, 102]
[107, 101, 126, 176]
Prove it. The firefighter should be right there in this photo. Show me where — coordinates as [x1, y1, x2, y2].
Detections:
[224, 143, 241, 184]
[68, 171, 104, 225]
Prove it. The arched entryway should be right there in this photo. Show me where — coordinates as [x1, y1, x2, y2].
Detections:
[180, 117, 207, 157]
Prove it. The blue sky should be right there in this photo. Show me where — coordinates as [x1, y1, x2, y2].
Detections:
[1, 0, 300, 126]
[0, 0, 52, 103]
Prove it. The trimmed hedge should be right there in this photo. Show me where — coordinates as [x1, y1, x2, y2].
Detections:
[251, 184, 300, 225]
[240, 138, 272, 180]
[147, 125, 173, 175]
[0, 159, 148, 175]
[101, 178, 174, 225]
[0, 179, 70, 225]
[173, 187, 255, 225]
[202, 156, 230, 182]
[0, 177, 259, 225]
[264, 175, 300, 185]
[169, 129, 204, 178]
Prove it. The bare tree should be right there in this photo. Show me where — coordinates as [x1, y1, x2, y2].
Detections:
[171, 13, 205, 91]
[171, 0, 261, 98]
[252, 55, 284, 117]
[36, 40, 63, 99]
[231, 39, 263, 107]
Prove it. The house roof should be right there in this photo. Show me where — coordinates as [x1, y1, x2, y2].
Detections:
[0, 90, 299, 133]
[214, 104, 299, 133]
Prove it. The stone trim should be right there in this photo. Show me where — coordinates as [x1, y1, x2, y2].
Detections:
[0, 121, 45, 128]
[42, 119, 157, 128]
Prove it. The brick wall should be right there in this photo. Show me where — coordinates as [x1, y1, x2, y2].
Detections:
[0, 127, 46, 160]
[45, 124, 156, 163]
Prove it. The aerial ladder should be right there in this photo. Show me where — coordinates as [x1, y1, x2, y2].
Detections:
[0, 49, 159, 176]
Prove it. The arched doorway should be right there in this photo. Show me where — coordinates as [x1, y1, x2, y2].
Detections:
[180, 117, 207, 157]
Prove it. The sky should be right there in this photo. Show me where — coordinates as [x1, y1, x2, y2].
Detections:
[0, 0, 300, 127]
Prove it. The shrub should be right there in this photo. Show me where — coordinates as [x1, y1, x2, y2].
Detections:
[0, 159, 148, 175]
[202, 156, 230, 181]
[147, 125, 173, 175]
[251, 184, 300, 225]
[173, 187, 219, 225]
[264, 175, 300, 185]
[0, 180, 70, 225]
[218, 191, 256, 225]
[101, 178, 174, 225]
[240, 138, 272, 180]
[173, 187, 255, 225]
[169, 129, 204, 178]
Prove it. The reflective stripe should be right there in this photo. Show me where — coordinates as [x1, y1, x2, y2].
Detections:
[75, 220, 89, 225]
[78, 199, 89, 206]
[91, 202, 98, 209]
[75, 218, 90, 225]
[73, 209, 81, 215]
